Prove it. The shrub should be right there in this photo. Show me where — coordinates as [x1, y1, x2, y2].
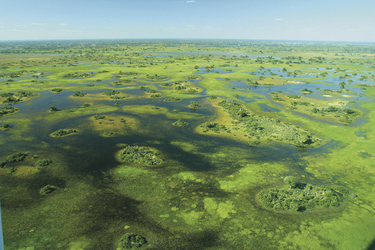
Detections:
[73, 92, 87, 97]
[93, 115, 105, 120]
[51, 129, 77, 137]
[35, 159, 52, 167]
[7, 152, 28, 162]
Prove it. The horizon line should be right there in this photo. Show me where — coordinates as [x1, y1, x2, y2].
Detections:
[0, 38, 375, 44]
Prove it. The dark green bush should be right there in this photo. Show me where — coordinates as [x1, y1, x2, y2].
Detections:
[35, 159, 52, 167]
[6, 152, 28, 162]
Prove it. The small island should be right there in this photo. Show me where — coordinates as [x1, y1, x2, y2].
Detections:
[257, 176, 355, 212]
[117, 145, 162, 165]
[172, 118, 188, 127]
[50, 129, 78, 137]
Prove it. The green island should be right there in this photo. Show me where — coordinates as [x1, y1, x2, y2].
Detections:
[0, 38, 375, 250]
[50, 129, 78, 137]
[62, 72, 94, 78]
[117, 145, 162, 165]
[172, 118, 188, 127]
[258, 176, 355, 212]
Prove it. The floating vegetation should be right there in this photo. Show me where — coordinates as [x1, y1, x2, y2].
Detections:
[164, 96, 181, 102]
[0, 161, 6, 168]
[117, 233, 147, 249]
[51, 129, 77, 137]
[6, 152, 28, 162]
[81, 103, 91, 108]
[35, 159, 52, 167]
[117, 145, 162, 165]
[257, 176, 355, 212]
[172, 118, 188, 127]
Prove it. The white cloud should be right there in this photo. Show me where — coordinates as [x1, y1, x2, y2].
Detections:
[31, 23, 47, 26]
[186, 0, 195, 3]
[186, 24, 195, 29]
[274, 18, 283, 21]
[59, 23, 68, 26]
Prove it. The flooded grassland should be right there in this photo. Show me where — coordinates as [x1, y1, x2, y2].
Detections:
[0, 40, 375, 249]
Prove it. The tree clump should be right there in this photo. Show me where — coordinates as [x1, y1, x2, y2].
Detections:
[172, 118, 188, 127]
[40, 185, 57, 195]
[51, 129, 77, 137]
[117, 233, 147, 249]
[118, 145, 162, 165]
[257, 176, 356, 212]
[73, 92, 87, 97]
[35, 159, 52, 167]
[200, 122, 229, 133]
[0, 104, 17, 117]
[164, 96, 181, 102]
[6, 152, 28, 162]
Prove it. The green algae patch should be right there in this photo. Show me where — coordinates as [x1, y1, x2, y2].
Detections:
[219, 163, 288, 192]
[170, 141, 199, 153]
[112, 165, 150, 178]
[204, 198, 236, 219]
[50, 128, 78, 137]
[173, 172, 204, 183]
[257, 177, 356, 212]
[116, 145, 163, 165]
[178, 210, 203, 226]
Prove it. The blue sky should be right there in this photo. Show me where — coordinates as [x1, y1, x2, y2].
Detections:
[0, 0, 374, 42]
